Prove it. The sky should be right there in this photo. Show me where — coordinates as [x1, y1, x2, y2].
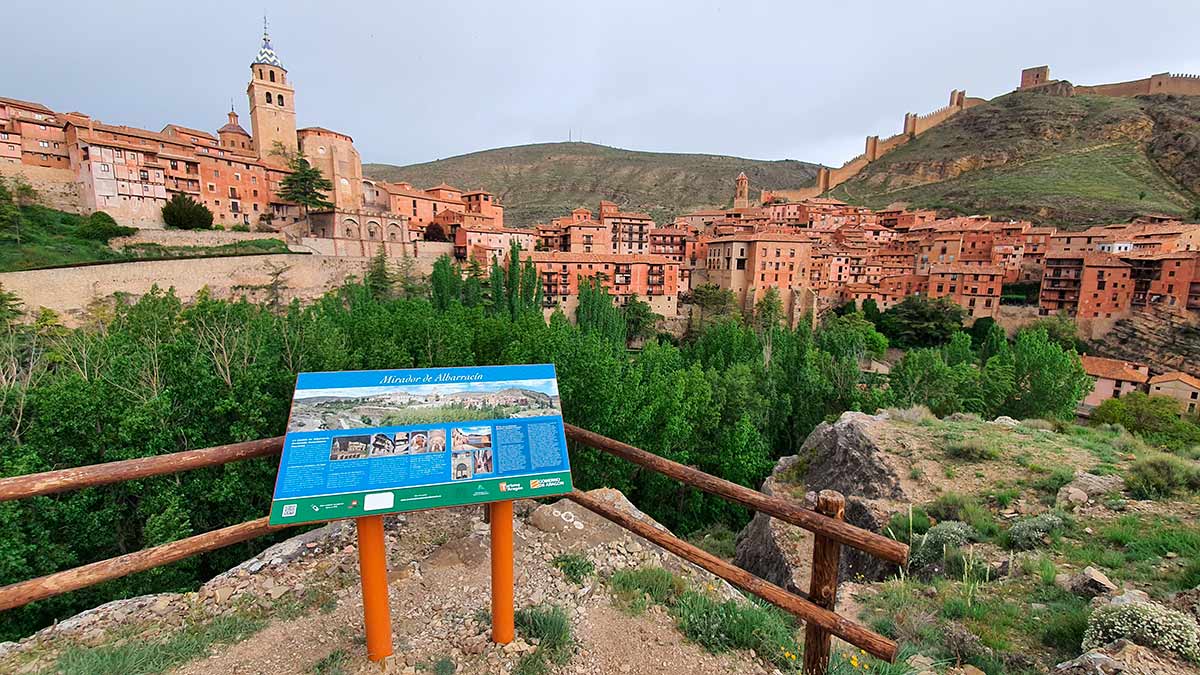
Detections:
[4, 1, 1200, 168]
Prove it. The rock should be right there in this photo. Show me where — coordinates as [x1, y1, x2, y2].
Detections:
[906, 654, 935, 670]
[1068, 567, 1119, 598]
[991, 416, 1020, 427]
[1093, 589, 1152, 609]
[1055, 638, 1200, 674]
[1056, 485, 1089, 509]
[1058, 473, 1126, 509]
[734, 412, 909, 590]
[948, 666, 987, 675]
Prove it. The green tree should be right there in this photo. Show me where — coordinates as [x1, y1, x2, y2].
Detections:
[1003, 328, 1090, 420]
[0, 179, 25, 244]
[942, 331, 975, 367]
[161, 193, 214, 230]
[462, 258, 484, 308]
[1022, 315, 1085, 353]
[978, 321, 1010, 365]
[861, 298, 881, 325]
[623, 295, 661, 344]
[878, 295, 966, 348]
[1092, 392, 1200, 450]
[576, 277, 626, 346]
[430, 255, 463, 310]
[816, 312, 887, 362]
[890, 348, 964, 417]
[76, 211, 135, 242]
[686, 283, 736, 333]
[753, 288, 784, 333]
[274, 145, 334, 216]
[967, 316, 997, 347]
[364, 247, 394, 299]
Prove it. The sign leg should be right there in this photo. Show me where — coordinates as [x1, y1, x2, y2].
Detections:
[490, 500, 514, 644]
[356, 515, 394, 662]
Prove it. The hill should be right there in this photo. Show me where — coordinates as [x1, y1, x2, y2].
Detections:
[830, 91, 1200, 227]
[364, 142, 820, 226]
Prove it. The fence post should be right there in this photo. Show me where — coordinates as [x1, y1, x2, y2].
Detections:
[803, 490, 846, 675]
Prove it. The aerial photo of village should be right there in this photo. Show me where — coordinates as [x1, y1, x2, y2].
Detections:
[286, 379, 562, 432]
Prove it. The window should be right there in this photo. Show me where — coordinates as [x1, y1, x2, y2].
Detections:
[139, 170, 148, 181]
[38, 140, 48, 148]
[269, 70, 275, 82]
[99, 163, 111, 173]
[277, 95, 285, 107]
[251, 176, 257, 185]
[266, 92, 273, 104]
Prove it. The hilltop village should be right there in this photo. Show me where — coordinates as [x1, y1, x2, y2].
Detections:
[2, 28, 1200, 410]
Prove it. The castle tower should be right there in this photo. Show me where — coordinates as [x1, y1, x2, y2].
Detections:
[734, 171, 750, 209]
[246, 21, 296, 163]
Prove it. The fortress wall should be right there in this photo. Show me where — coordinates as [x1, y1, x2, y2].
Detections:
[111, 229, 287, 248]
[875, 131, 910, 156]
[297, 238, 453, 264]
[0, 163, 82, 214]
[1149, 73, 1200, 96]
[1075, 78, 1153, 97]
[911, 103, 961, 136]
[826, 155, 871, 189]
[0, 248, 450, 326]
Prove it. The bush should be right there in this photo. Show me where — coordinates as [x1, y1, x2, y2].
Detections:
[1021, 419, 1057, 432]
[76, 211, 135, 242]
[514, 605, 573, 674]
[610, 567, 684, 606]
[161, 193, 214, 230]
[885, 405, 936, 424]
[1007, 513, 1065, 550]
[910, 521, 979, 569]
[686, 523, 737, 560]
[552, 553, 594, 584]
[672, 592, 799, 669]
[885, 506, 932, 544]
[1127, 453, 1200, 499]
[1083, 602, 1200, 662]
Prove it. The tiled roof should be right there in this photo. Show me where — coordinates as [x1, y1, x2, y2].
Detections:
[1080, 355, 1149, 383]
[253, 32, 284, 68]
[1149, 371, 1200, 389]
[0, 96, 54, 114]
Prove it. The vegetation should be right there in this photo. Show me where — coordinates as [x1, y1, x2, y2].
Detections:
[274, 142, 334, 215]
[364, 142, 820, 226]
[513, 605, 573, 675]
[76, 211, 136, 242]
[1083, 602, 1200, 662]
[1092, 392, 1200, 452]
[878, 295, 966, 348]
[551, 553, 594, 584]
[161, 193, 214, 230]
[830, 92, 1200, 226]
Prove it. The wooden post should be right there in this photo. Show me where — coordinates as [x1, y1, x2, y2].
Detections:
[803, 490, 846, 675]
[490, 500, 515, 644]
[356, 515, 393, 662]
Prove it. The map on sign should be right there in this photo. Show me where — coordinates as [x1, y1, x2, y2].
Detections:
[268, 364, 573, 526]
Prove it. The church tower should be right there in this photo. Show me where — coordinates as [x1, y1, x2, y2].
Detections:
[246, 22, 296, 163]
[734, 171, 750, 209]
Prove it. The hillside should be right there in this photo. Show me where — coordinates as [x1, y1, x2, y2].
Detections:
[364, 142, 820, 226]
[831, 91, 1200, 227]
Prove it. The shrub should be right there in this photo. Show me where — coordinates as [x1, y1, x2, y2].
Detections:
[925, 493, 971, 522]
[232, 224, 251, 232]
[672, 592, 799, 668]
[1021, 419, 1057, 432]
[686, 523, 737, 560]
[1083, 602, 1200, 662]
[76, 211, 135, 242]
[1126, 453, 1200, 500]
[514, 605, 573, 674]
[161, 193, 214, 230]
[552, 553, 594, 584]
[885, 506, 932, 544]
[946, 438, 1000, 461]
[610, 567, 684, 606]
[886, 405, 936, 424]
[910, 521, 979, 569]
[1007, 513, 1065, 550]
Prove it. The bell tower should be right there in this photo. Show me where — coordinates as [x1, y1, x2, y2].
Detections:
[246, 19, 296, 163]
[734, 171, 750, 209]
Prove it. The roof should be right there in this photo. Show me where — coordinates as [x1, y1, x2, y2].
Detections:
[527, 251, 678, 266]
[163, 124, 217, 141]
[426, 182, 461, 192]
[218, 122, 250, 136]
[1080, 355, 1149, 383]
[930, 263, 1003, 276]
[253, 31, 284, 69]
[1149, 371, 1200, 390]
[0, 96, 54, 114]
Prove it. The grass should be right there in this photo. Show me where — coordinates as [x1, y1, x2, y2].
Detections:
[46, 613, 266, 675]
[552, 553, 594, 584]
[686, 523, 738, 559]
[418, 657, 457, 675]
[513, 605, 573, 675]
[946, 438, 1000, 461]
[0, 203, 289, 273]
[610, 566, 685, 613]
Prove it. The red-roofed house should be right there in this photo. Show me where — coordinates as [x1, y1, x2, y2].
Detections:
[1080, 355, 1150, 409]
[1149, 372, 1200, 417]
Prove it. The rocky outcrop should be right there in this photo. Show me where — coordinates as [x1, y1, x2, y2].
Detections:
[734, 411, 916, 591]
[1055, 639, 1200, 675]
[1057, 472, 1126, 510]
[1090, 309, 1200, 379]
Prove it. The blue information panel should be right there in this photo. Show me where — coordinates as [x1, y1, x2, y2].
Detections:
[269, 364, 573, 525]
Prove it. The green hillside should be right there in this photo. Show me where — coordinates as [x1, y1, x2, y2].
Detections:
[364, 142, 819, 226]
[831, 91, 1200, 227]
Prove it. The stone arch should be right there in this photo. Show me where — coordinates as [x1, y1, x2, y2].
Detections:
[342, 217, 360, 239]
[366, 220, 380, 240]
[387, 222, 404, 242]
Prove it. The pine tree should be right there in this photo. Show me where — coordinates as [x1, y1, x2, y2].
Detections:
[365, 247, 393, 299]
[276, 147, 334, 216]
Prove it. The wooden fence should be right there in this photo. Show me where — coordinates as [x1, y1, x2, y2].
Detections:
[0, 426, 907, 674]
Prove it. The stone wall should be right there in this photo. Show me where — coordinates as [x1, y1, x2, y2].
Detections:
[1088, 309, 1200, 378]
[110, 229, 288, 248]
[0, 162, 82, 214]
[0, 251, 443, 326]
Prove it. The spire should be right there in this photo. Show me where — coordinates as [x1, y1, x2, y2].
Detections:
[252, 17, 284, 69]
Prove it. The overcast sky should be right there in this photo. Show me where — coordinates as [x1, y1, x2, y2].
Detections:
[4, 1, 1199, 168]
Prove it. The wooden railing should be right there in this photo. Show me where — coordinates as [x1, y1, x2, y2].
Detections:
[0, 426, 907, 674]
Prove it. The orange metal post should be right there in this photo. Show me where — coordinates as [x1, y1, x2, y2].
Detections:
[356, 515, 394, 661]
[490, 500, 515, 644]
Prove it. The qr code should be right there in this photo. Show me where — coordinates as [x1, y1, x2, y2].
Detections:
[282, 504, 297, 518]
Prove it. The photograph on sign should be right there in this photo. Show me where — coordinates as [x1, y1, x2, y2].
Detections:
[269, 364, 573, 525]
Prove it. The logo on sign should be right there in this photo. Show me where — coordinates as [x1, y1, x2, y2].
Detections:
[498, 482, 524, 493]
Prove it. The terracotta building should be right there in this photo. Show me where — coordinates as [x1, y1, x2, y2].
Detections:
[1149, 372, 1200, 417]
[1079, 355, 1150, 410]
[928, 264, 1004, 318]
[704, 232, 816, 324]
[530, 251, 680, 319]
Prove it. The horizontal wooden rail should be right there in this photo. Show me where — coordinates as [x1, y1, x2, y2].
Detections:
[0, 517, 296, 612]
[566, 489, 898, 662]
[0, 437, 284, 503]
[564, 424, 908, 566]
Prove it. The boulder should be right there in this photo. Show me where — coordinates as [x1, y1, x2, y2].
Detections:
[734, 412, 912, 591]
[1057, 472, 1126, 509]
[1065, 566, 1119, 598]
[1055, 639, 1200, 675]
[991, 416, 1021, 427]
[1093, 589, 1152, 609]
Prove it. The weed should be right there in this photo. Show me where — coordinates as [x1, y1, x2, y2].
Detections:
[1127, 453, 1200, 499]
[944, 466, 957, 479]
[312, 650, 350, 675]
[610, 567, 685, 608]
[991, 488, 1020, 508]
[514, 605, 573, 675]
[946, 438, 1000, 461]
[672, 592, 800, 669]
[1032, 467, 1075, 496]
[909, 465, 924, 480]
[552, 553, 594, 584]
[887, 405, 936, 424]
[417, 657, 456, 675]
[885, 506, 932, 544]
[1006, 513, 1066, 550]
